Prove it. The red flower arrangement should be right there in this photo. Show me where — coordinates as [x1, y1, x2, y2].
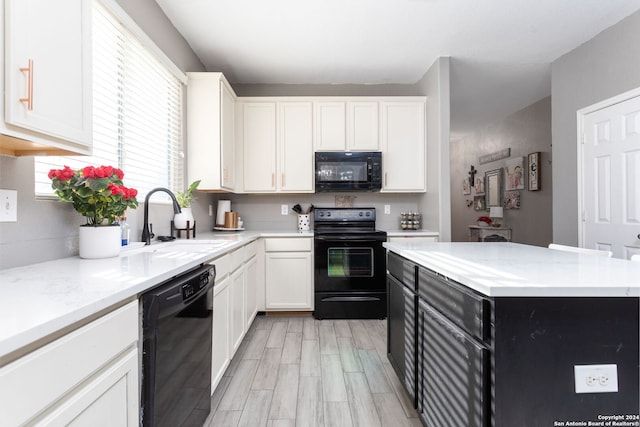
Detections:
[49, 165, 138, 226]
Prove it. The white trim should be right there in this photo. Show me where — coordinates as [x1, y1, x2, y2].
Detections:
[576, 86, 640, 247]
[96, 0, 187, 85]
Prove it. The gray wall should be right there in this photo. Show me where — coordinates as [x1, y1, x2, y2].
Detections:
[416, 57, 452, 241]
[0, 0, 205, 269]
[450, 97, 552, 245]
[551, 10, 640, 245]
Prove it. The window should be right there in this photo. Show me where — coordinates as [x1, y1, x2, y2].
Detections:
[35, 0, 185, 201]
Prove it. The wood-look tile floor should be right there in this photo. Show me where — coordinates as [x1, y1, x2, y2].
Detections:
[206, 315, 421, 427]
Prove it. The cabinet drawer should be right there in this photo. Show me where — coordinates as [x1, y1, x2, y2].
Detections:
[0, 301, 138, 426]
[212, 253, 231, 278]
[265, 237, 312, 252]
[418, 267, 489, 342]
[387, 251, 417, 290]
[245, 241, 258, 259]
[229, 247, 244, 271]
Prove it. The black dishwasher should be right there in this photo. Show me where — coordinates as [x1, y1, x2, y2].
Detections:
[387, 251, 418, 406]
[141, 264, 215, 427]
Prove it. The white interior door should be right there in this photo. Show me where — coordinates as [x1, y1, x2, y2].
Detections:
[581, 91, 640, 259]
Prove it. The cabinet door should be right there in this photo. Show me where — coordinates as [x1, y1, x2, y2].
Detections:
[381, 101, 426, 192]
[35, 349, 138, 426]
[243, 102, 277, 192]
[348, 101, 379, 150]
[418, 299, 489, 427]
[5, 0, 91, 148]
[278, 102, 313, 192]
[265, 251, 312, 310]
[220, 80, 236, 190]
[314, 102, 346, 151]
[230, 267, 246, 354]
[212, 275, 230, 391]
[244, 255, 258, 329]
[387, 274, 417, 405]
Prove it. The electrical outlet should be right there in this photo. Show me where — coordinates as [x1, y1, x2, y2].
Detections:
[208, 205, 213, 216]
[0, 189, 17, 222]
[384, 204, 391, 215]
[574, 364, 618, 393]
[281, 204, 288, 215]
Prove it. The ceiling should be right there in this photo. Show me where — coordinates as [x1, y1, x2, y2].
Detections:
[155, 0, 640, 136]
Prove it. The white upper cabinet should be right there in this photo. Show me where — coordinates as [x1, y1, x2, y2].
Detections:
[242, 102, 277, 192]
[2, 0, 92, 155]
[278, 102, 313, 192]
[314, 102, 346, 150]
[186, 72, 236, 191]
[241, 100, 313, 193]
[380, 99, 427, 192]
[314, 100, 379, 151]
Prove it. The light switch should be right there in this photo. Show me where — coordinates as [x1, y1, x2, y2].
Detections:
[0, 189, 17, 222]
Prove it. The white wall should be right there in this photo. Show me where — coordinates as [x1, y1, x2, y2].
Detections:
[551, 10, 640, 245]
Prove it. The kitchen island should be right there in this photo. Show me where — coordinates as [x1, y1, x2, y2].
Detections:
[384, 241, 640, 427]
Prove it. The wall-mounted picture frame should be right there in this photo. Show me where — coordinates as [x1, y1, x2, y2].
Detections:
[485, 168, 503, 208]
[474, 195, 486, 211]
[504, 191, 521, 209]
[463, 178, 471, 195]
[474, 176, 485, 195]
[505, 157, 525, 190]
[528, 152, 541, 191]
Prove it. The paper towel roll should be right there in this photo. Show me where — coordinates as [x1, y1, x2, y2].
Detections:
[216, 200, 231, 227]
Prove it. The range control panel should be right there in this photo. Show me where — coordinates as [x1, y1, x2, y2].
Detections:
[314, 207, 376, 222]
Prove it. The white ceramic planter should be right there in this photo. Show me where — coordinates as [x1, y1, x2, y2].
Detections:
[174, 207, 194, 229]
[78, 225, 121, 259]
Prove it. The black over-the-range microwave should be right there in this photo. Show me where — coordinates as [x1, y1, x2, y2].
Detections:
[314, 151, 382, 192]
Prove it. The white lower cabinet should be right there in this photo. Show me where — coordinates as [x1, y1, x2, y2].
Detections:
[0, 301, 139, 426]
[264, 237, 313, 310]
[211, 270, 231, 392]
[211, 241, 260, 392]
[230, 265, 245, 353]
[244, 254, 258, 329]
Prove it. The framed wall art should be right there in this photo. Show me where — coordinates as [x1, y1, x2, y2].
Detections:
[474, 176, 485, 195]
[528, 152, 541, 191]
[504, 191, 521, 209]
[474, 195, 486, 211]
[463, 178, 471, 195]
[485, 168, 503, 208]
[504, 157, 525, 190]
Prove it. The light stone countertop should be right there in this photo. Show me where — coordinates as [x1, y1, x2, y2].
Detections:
[384, 230, 440, 237]
[384, 241, 640, 298]
[0, 231, 313, 362]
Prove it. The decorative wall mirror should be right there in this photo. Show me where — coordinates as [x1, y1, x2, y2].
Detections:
[485, 168, 503, 208]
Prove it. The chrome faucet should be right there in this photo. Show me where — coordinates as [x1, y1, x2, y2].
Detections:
[142, 188, 182, 245]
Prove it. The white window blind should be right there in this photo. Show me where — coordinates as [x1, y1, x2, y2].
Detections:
[35, 1, 184, 201]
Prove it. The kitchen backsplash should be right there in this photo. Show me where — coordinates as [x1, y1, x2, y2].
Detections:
[215, 193, 420, 232]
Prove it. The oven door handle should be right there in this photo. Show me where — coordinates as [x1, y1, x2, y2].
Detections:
[315, 236, 385, 243]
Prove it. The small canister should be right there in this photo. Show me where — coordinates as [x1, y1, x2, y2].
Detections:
[298, 214, 310, 232]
